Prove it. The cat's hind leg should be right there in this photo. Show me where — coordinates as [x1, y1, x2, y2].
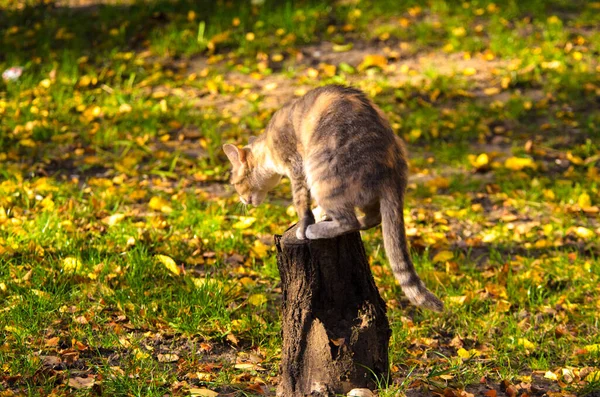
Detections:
[305, 208, 360, 239]
[358, 201, 381, 230]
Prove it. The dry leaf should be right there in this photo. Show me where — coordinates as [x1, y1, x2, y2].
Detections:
[233, 216, 256, 229]
[248, 293, 268, 306]
[155, 254, 180, 275]
[433, 250, 454, 263]
[190, 388, 219, 397]
[148, 196, 173, 213]
[68, 376, 95, 389]
[358, 54, 387, 71]
[157, 353, 179, 362]
[61, 256, 82, 272]
[504, 157, 536, 171]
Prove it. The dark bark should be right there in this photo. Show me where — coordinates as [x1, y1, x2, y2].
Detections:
[275, 224, 391, 397]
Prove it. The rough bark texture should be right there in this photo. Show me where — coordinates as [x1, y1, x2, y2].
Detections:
[275, 224, 391, 397]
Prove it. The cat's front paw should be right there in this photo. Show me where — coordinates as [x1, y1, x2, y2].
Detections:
[305, 224, 318, 240]
[296, 226, 307, 240]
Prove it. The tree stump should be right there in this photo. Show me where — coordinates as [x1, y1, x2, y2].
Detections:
[275, 224, 391, 397]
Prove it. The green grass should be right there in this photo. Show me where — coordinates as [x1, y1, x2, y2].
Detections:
[1, 0, 600, 395]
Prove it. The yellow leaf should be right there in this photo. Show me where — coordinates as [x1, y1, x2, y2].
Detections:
[40, 195, 55, 211]
[471, 153, 489, 169]
[191, 278, 223, 289]
[452, 27, 466, 37]
[248, 293, 268, 306]
[496, 299, 512, 312]
[457, 348, 470, 359]
[433, 250, 453, 263]
[286, 205, 296, 217]
[484, 87, 500, 96]
[233, 216, 256, 229]
[157, 353, 179, 362]
[148, 196, 173, 213]
[577, 192, 592, 208]
[320, 63, 337, 77]
[544, 371, 558, 381]
[447, 295, 467, 305]
[118, 103, 132, 113]
[251, 240, 269, 257]
[234, 363, 256, 370]
[190, 388, 219, 397]
[358, 54, 387, 71]
[239, 277, 255, 287]
[426, 176, 450, 190]
[19, 138, 36, 147]
[62, 256, 83, 272]
[504, 157, 536, 171]
[584, 344, 600, 353]
[463, 67, 477, 76]
[155, 254, 180, 276]
[518, 338, 536, 350]
[409, 128, 422, 141]
[332, 43, 353, 52]
[573, 226, 594, 240]
[586, 371, 600, 382]
[134, 348, 150, 360]
[102, 213, 125, 226]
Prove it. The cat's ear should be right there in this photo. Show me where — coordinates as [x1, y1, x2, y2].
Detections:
[223, 144, 247, 166]
[248, 136, 257, 145]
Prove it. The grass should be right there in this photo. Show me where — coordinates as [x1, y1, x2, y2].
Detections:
[1, 0, 600, 395]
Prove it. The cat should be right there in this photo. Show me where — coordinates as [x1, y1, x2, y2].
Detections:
[223, 85, 443, 312]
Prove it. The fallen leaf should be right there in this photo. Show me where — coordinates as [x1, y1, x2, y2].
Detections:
[45, 337, 60, 347]
[504, 157, 536, 171]
[61, 256, 83, 272]
[347, 389, 376, 397]
[433, 250, 454, 263]
[68, 376, 95, 389]
[251, 240, 269, 257]
[226, 333, 239, 346]
[248, 293, 268, 306]
[358, 54, 387, 71]
[102, 213, 125, 226]
[518, 338, 536, 350]
[586, 371, 600, 382]
[148, 196, 173, 213]
[333, 43, 354, 52]
[157, 353, 179, 362]
[233, 216, 256, 229]
[573, 226, 594, 240]
[457, 348, 471, 359]
[155, 255, 180, 275]
[190, 388, 219, 397]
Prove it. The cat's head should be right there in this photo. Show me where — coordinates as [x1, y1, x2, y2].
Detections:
[222, 140, 281, 206]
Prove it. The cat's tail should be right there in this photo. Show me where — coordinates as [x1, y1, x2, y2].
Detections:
[380, 187, 444, 312]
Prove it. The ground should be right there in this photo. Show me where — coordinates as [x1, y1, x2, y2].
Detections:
[0, 0, 599, 396]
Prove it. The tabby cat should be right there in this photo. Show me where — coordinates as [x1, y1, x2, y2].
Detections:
[223, 85, 443, 312]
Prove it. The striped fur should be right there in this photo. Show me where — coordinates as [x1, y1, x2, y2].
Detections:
[223, 85, 443, 312]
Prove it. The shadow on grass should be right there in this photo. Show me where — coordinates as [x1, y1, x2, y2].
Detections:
[0, 0, 325, 66]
